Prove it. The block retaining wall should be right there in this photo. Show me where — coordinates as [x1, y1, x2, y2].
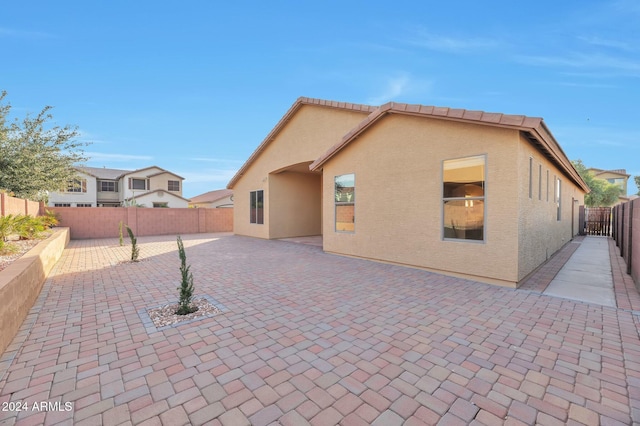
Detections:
[0, 228, 69, 355]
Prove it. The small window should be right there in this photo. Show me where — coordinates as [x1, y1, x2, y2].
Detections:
[335, 174, 355, 232]
[66, 178, 87, 193]
[443, 155, 485, 241]
[76, 203, 92, 207]
[130, 178, 147, 190]
[54, 203, 71, 207]
[168, 180, 180, 191]
[546, 170, 549, 202]
[250, 190, 264, 224]
[538, 165, 542, 200]
[556, 178, 562, 221]
[528, 158, 533, 199]
[153, 202, 168, 208]
[99, 181, 118, 192]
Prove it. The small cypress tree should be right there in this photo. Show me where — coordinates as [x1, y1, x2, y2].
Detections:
[176, 236, 197, 315]
[126, 226, 139, 261]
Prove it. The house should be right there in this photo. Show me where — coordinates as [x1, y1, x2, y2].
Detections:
[587, 167, 630, 204]
[227, 97, 589, 287]
[48, 166, 190, 208]
[188, 189, 234, 208]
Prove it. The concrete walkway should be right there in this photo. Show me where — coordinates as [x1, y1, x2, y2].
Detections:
[544, 236, 616, 307]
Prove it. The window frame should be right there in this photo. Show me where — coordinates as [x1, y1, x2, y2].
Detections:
[98, 180, 118, 192]
[168, 180, 180, 191]
[249, 189, 264, 224]
[334, 173, 355, 233]
[442, 154, 486, 243]
[129, 178, 148, 191]
[66, 178, 87, 193]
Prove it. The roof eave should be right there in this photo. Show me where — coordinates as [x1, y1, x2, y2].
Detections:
[228, 97, 375, 188]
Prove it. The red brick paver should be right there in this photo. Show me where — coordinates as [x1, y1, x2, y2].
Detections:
[1, 233, 639, 425]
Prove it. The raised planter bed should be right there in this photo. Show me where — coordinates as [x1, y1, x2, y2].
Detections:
[0, 228, 69, 355]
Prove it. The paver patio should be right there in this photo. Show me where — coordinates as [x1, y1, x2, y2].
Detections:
[1, 233, 639, 425]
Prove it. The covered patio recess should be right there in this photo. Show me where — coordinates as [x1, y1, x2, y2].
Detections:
[268, 161, 322, 239]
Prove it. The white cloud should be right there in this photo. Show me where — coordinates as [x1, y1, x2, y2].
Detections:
[404, 30, 501, 53]
[187, 157, 243, 165]
[366, 74, 433, 105]
[86, 152, 154, 162]
[515, 52, 640, 76]
[0, 27, 55, 39]
[179, 169, 238, 184]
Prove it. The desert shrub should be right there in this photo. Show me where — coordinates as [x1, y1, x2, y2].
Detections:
[126, 226, 139, 261]
[14, 215, 45, 240]
[176, 236, 197, 315]
[41, 210, 60, 228]
[0, 215, 15, 242]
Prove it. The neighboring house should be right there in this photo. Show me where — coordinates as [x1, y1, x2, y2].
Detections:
[48, 166, 190, 208]
[188, 189, 234, 208]
[587, 167, 630, 204]
[227, 97, 589, 287]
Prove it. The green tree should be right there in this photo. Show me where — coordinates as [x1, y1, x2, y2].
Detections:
[0, 91, 89, 201]
[635, 176, 640, 196]
[572, 159, 623, 207]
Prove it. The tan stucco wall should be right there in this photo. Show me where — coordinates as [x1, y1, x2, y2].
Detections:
[149, 171, 183, 196]
[233, 104, 370, 239]
[321, 114, 522, 286]
[269, 171, 322, 239]
[516, 135, 585, 280]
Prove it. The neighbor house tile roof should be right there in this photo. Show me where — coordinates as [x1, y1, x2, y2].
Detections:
[76, 166, 131, 180]
[124, 189, 191, 203]
[227, 97, 377, 188]
[189, 189, 233, 204]
[76, 165, 185, 180]
[589, 168, 630, 178]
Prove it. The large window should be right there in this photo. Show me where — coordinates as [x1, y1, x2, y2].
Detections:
[98, 180, 118, 192]
[168, 180, 180, 191]
[66, 178, 87, 193]
[250, 190, 264, 224]
[335, 174, 355, 232]
[443, 155, 485, 241]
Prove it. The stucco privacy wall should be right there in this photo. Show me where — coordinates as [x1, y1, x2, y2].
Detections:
[516, 134, 584, 281]
[232, 104, 370, 239]
[0, 193, 41, 217]
[50, 207, 233, 239]
[612, 200, 639, 289]
[321, 114, 522, 286]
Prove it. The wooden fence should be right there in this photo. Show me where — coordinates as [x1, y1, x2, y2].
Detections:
[582, 207, 612, 236]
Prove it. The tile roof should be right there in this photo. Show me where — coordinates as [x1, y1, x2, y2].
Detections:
[309, 101, 589, 193]
[227, 97, 376, 189]
[189, 189, 233, 204]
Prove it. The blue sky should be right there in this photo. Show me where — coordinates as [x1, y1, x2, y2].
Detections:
[2, 1, 639, 198]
